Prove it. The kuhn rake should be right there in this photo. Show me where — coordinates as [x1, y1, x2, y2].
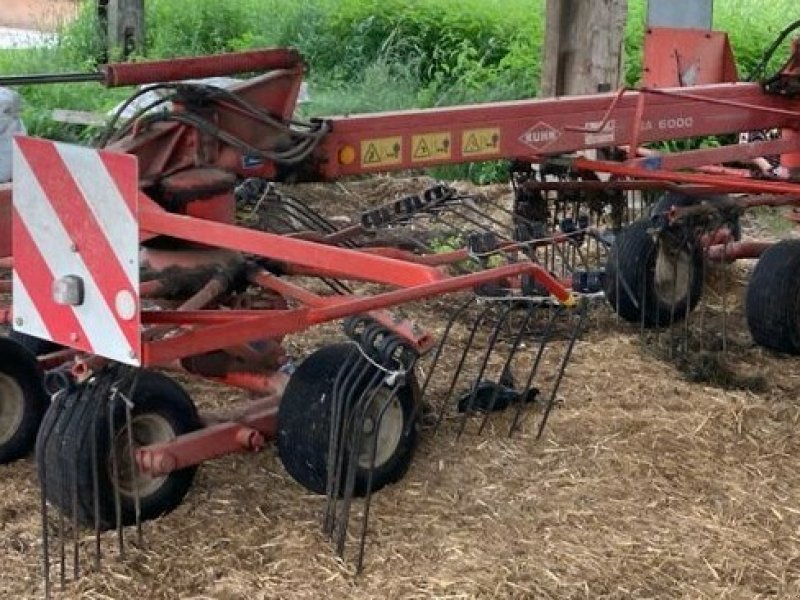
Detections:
[0, 20, 798, 592]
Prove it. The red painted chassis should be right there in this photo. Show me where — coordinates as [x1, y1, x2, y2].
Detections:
[0, 32, 799, 476]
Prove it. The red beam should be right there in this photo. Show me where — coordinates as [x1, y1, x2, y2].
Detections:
[317, 83, 800, 178]
[628, 137, 800, 172]
[139, 204, 444, 288]
[142, 262, 573, 365]
[136, 404, 278, 476]
[572, 157, 800, 195]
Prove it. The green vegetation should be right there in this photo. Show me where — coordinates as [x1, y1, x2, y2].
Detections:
[0, 0, 798, 174]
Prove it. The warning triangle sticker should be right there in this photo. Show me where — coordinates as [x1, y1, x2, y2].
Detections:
[413, 138, 431, 159]
[363, 143, 381, 164]
[464, 134, 480, 153]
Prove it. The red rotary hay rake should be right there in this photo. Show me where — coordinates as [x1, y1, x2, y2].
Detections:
[0, 20, 799, 592]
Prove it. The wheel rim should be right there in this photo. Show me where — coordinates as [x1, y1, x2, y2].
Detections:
[111, 413, 176, 498]
[653, 243, 693, 306]
[356, 388, 405, 470]
[0, 372, 25, 446]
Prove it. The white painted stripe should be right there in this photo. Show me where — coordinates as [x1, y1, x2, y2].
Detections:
[54, 142, 138, 287]
[10, 273, 52, 341]
[13, 148, 139, 365]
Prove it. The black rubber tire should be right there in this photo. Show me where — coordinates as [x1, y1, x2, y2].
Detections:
[746, 239, 800, 354]
[604, 219, 704, 327]
[277, 343, 418, 496]
[0, 337, 48, 464]
[8, 331, 62, 356]
[36, 371, 201, 530]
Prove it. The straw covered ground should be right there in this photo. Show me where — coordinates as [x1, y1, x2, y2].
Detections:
[2, 181, 800, 599]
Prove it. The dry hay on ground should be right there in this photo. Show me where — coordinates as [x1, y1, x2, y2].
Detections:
[2, 182, 800, 598]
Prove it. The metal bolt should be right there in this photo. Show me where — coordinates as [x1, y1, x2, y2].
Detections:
[70, 243, 78, 253]
[128, 350, 137, 360]
[14, 317, 23, 326]
[70, 332, 79, 342]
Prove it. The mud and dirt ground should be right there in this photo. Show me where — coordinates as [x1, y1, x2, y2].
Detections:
[2, 179, 800, 599]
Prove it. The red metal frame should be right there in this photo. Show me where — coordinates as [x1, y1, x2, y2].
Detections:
[2, 37, 800, 478]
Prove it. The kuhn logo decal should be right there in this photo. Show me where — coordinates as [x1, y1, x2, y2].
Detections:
[519, 122, 561, 150]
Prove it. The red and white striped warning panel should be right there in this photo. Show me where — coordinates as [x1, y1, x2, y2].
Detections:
[12, 136, 141, 366]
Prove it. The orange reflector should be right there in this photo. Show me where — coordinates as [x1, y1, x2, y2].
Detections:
[338, 145, 356, 165]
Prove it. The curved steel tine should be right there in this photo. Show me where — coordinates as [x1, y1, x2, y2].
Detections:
[433, 302, 495, 435]
[89, 385, 106, 570]
[323, 343, 361, 535]
[334, 368, 385, 558]
[356, 379, 405, 574]
[411, 296, 473, 429]
[122, 368, 144, 547]
[535, 300, 588, 439]
[508, 305, 562, 436]
[456, 302, 515, 439]
[107, 384, 124, 558]
[328, 340, 377, 536]
[477, 302, 537, 436]
[39, 385, 70, 599]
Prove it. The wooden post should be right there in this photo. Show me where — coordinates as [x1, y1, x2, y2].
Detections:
[540, 0, 628, 97]
[98, 0, 145, 60]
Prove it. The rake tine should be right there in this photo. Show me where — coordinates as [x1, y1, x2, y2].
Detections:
[433, 302, 495, 434]
[356, 381, 403, 574]
[456, 303, 514, 439]
[107, 387, 124, 558]
[413, 297, 473, 428]
[509, 305, 561, 437]
[89, 388, 105, 570]
[536, 301, 588, 439]
[39, 386, 69, 600]
[122, 369, 144, 547]
[721, 238, 729, 355]
[477, 302, 537, 436]
[323, 341, 361, 535]
[329, 328, 381, 536]
[335, 369, 385, 558]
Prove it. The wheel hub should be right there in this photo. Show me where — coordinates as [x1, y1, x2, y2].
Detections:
[111, 413, 176, 498]
[357, 388, 405, 470]
[0, 372, 25, 446]
[654, 242, 693, 306]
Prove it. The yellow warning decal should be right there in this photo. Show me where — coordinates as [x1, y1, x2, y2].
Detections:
[462, 128, 501, 156]
[361, 137, 403, 168]
[411, 132, 451, 163]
